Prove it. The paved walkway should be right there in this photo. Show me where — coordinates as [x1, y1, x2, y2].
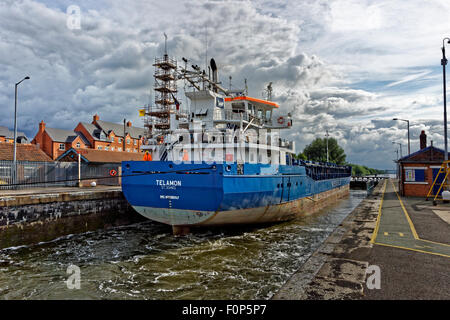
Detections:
[371, 179, 450, 258]
[0, 185, 121, 197]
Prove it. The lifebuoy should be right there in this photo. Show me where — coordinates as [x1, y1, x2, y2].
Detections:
[109, 169, 117, 176]
[277, 116, 285, 125]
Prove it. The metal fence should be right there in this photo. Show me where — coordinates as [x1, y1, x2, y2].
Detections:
[0, 161, 121, 190]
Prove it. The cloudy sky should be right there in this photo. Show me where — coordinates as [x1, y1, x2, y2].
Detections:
[1, 0, 450, 169]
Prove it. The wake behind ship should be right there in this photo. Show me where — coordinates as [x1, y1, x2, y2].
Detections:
[121, 46, 351, 234]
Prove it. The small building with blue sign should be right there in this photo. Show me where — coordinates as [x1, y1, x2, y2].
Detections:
[397, 131, 448, 197]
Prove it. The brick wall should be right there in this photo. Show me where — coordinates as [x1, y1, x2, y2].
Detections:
[401, 163, 438, 197]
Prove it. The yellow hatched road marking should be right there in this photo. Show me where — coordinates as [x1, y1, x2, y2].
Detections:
[371, 179, 387, 244]
[390, 180, 419, 239]
[374, 242, 450, 258]
[399, 232, 404, 237]
[384, 232, 389, 236]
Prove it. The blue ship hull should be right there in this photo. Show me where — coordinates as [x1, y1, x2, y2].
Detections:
[121, 161, 351, 227]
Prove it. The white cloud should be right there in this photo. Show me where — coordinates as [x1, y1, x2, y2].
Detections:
[0, 0, 449, 169]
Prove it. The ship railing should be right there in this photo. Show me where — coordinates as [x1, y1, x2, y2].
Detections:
[219, 110, 265, 125]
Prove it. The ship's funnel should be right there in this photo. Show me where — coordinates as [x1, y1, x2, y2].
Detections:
[210, 58, 218, 92]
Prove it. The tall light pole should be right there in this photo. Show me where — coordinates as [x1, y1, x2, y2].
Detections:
[392, 141, 403, 158]
[393, 118, 410, 156]
[325, 130, 329, 163]
[13, 76, 30, 186]
[442, 38, 450, 161]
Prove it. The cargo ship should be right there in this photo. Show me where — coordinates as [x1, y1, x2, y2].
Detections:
[121, 48, 351, 234]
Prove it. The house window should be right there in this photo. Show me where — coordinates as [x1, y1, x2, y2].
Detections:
[127, 139, 130, 144]
[111, 137, 114, 142]
[126, 148, 130, 152]
[105, 146, 109, 151]
[405, 167, 426, 183]
[98, 146, 102, 150]
[134, 140, 137, 145]
[118, 138, 122, 143]
[59, 143, 65, 151]
[111, 147, 115, 151]
[118, 147, 122, 151]
[76, 142, 81, 148]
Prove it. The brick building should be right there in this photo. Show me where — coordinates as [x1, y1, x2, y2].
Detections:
[397, 130, 448, 197]
[0, 126, 29, 144]
[31, 121, 88, 160]
[32, 115, 146, 160]
[74, 115, 145, 153]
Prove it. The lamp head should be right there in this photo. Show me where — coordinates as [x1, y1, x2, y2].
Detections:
[393, 118, 398, 120]
[24, 76, 30, 80]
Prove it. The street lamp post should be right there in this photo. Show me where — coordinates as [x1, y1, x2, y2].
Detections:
[392, 141, 403, 158]
[325, 130, 329, 162]
[13, 76, 30, 186]
[442, 38, 450, 161]
[393, 118, 410, 156]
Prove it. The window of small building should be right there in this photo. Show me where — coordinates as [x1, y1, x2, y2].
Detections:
[405, 168, 426, 182]
[76, 142, 80, 148]
[111, 147, 115, 151]
[59, 143, 65, 150]
[98, 146, 102, 150]
[134, 140, 137, 145]
[111, 137, 115, 142]
[105, 146, 109, 151]
[118, 147, 122, 151]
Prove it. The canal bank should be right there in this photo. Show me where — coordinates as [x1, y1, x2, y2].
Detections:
[273, 179, 450, 299]
[0, 186, 144, 249]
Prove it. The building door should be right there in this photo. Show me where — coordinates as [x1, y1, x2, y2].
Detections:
[432, 168, 445, 196]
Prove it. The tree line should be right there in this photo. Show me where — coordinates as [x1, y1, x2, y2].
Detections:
[294, 137, 384, 176]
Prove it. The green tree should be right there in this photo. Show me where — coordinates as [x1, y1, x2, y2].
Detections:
[303, 137, 346, 164]
[295, 152, 307, 160]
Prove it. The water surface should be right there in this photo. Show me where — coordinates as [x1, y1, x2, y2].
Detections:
[0, 190, 367, 300]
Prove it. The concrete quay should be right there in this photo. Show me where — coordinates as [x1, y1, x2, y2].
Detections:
[273, 179, 450, 300]
[0, 186, 144, 249]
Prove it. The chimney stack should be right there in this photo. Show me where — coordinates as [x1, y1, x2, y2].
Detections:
[39, 120, 46, 133]
[93, 114, 100, 123]
[420, 130, 427, 150]
[126, 121, 132, 127]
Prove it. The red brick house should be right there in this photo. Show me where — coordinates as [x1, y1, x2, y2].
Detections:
[32, 115, 146, 160]
[74, 115, 145, 153]
[0, 126, 29, 144]
[31, 121, 88, 160]
[397, 131, 448, 197]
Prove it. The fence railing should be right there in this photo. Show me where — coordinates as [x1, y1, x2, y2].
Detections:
[0, 161, 121, 190]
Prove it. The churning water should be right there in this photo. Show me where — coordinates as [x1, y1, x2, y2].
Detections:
[0, 190, 367, 300]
